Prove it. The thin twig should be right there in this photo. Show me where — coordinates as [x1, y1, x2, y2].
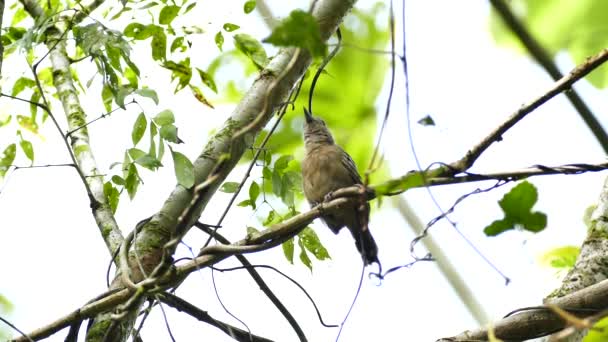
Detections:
[158, 292, 274, 342]
[490, 0, 608, 154]
[450, 48, 608, 173]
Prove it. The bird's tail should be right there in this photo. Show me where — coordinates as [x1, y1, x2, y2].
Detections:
[353, 227, 379, 266]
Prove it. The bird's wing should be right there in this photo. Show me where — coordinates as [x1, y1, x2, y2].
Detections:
[340, 147, 363, 185]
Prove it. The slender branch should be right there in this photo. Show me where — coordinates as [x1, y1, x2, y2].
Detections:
[158, 293, 274, 342]
[394, 197, 490, 325]
[426, 162, 608, 187]
[450, 48, 608, 173]
[20, 0, 124, 258]
[197, 223, 309, 340]
[489, 0, 608, 154]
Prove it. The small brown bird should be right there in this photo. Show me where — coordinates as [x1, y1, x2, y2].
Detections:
[301, 108, 379, 266]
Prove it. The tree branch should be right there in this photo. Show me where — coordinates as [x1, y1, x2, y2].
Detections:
[158, 292, 274, 342]
[450, 47, 608, 173]
[196, 223, 308, 341]
[489, 0, 608, 154]
[11, 193, 353, 342]
[88, 0, 358, 340]
[19, 0, 124, 258]
[375, 48, 608, 196]
[439, 277, 608, 341]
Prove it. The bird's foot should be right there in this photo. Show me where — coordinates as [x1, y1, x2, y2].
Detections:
[323, 191, 335, 202]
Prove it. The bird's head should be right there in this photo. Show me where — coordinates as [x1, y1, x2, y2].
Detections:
[303, 108, 335, 148]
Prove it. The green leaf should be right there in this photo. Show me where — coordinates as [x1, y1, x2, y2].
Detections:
[263, 210, 276, 226]
[215, 31, 224, 51]
[19, 137, 34, 164]
[124, 23, 156, 40]
[417, 115, 435, 126]
[16, 115, 38, 134]
[263, 9, 326, 57]
[131, 112, 147, 145]
[249, 181, 260, 204]
[196, 68, 218, 93]
[189, 85, 214, 108]
[111, 175, 125, 185]
[0, 115, 12, 128]
[500, 181, 538, 218]
[101, 85, 113, 112]
[11, 8, 28, 26]
[237, 199, 252, 207]
[298, 227, 331, 260]
[184, 2, 196, 14]
[151, 30, 167, 61]
[274, 155, 293, 171]
[134, 88, 159, 104]
[159, 5, 180, 26]
[220, 181, 240, 193]
[223, 23, 240, 32]
[298, 238, 312, 271]
[171, 36, 186, 53]
[160, 124, 181, 143]
[244, 1, 256, 14]
[128, 148, 147, 160]
[149, 123, 157, 156]
[122, 151, 131, 179]
[281, 186, 295, 207]
[125, 164, 140, 199]
[582, 317, 608, 342]
[163, 58, 192, 92]
[272, 168, 282, 197]
[158, 134, 166, 161]
[538, 246, 579, 270]
[0, 144, 17, 177]
[12, 77, 36, 97]
[282, 237, 294, 264]
[484, 218, 514, 236]
[124, 67, 138, 88]
[154, 109, 175, 126]
[234, 33, 268, 69]
[134, 154, 163, 170]
[30, 91, 41, 122]
[171, 150, 194, 188]
[483, 181, 547, 236]
[299, 227, 330, 260]
[262, 166, 272, 179]
[104, 181, 120, 213]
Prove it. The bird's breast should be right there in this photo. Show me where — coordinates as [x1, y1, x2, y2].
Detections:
[302, 147, 355, 203]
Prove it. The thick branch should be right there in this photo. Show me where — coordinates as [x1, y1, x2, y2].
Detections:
[489, 0, 608, 154]
[12, 194, 352, 342]
[20, 0, 123, 257]
[440, 278, 608, 341]
[92, 0, 357, 340]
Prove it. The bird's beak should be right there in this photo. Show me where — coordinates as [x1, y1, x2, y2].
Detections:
[304, 107, 313, 123]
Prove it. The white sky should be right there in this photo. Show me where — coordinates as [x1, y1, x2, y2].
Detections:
[1, 0, 607, 341]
